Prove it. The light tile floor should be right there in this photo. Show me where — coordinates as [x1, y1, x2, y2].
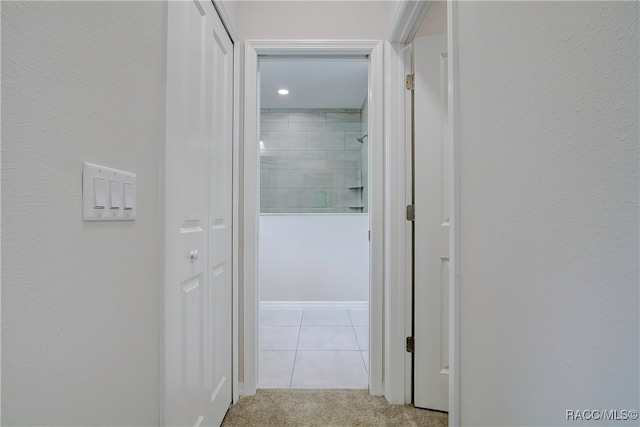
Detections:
[259, 309, 369, 389]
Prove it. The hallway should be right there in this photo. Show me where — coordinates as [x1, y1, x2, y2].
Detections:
[221, 389, 447, 427]
[2, 1, 637, 425]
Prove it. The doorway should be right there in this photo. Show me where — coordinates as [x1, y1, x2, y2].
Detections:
[242, 40, 384, 396]
[257, 57, 370, 389]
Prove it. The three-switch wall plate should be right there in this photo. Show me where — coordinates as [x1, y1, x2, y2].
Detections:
[82, 162, 136, 221]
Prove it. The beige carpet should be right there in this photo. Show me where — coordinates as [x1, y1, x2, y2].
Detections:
[221, 389, 448, 427]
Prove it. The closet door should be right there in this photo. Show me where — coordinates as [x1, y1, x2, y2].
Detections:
[165, 1, 233, 425]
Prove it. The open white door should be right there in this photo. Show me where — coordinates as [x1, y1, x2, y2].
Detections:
[165, 1, 233, 425]
[413, 33, 449, 412]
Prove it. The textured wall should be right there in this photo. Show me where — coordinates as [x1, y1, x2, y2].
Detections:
[260, 109, 366, 213]
[2, 2, 166, 425]
[236, 1, 394, 40]
[456, 2, 639, 425]
[415, 0, 446, 38]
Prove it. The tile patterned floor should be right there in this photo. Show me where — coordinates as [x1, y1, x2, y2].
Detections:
[259, 309, 369, 389]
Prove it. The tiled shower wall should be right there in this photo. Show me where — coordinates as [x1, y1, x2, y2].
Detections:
[260, 108, 367, 213]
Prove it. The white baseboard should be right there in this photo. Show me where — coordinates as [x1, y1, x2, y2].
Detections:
[259, 301, 369, 311]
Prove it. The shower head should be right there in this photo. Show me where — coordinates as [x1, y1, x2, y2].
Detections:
[356, 134, 368, 143]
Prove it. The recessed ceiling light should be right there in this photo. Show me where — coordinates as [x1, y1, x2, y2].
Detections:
[278, 89, 289, 95]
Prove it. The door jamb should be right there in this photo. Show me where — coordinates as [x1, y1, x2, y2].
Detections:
[446, 1, 461, 424]
[385, 0, 461, 423]
[381, 40, 413, 405]
[242, 40, 384, 397]
[384, 0, 434, 406]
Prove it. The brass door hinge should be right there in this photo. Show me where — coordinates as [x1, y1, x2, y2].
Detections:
[406, 205, 415, 221]
[405, 74, 415, 91]
[406, 336, 415, 353]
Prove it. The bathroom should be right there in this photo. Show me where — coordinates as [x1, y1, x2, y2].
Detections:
[258, 58, 370, 389]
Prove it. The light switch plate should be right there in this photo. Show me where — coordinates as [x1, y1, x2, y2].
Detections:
[83, 162, 136, 221]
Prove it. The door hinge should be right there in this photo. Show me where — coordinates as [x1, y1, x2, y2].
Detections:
[405, 74, 415, 91]
[406, 336, 415, 353]
[406, 205, 415, 221]
[368, 230, 371, 241]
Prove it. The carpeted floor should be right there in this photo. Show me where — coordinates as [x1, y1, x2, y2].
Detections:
[221, 389, 448, 427]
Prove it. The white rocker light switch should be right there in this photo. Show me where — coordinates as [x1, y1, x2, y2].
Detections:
[83, 162, 136, 221]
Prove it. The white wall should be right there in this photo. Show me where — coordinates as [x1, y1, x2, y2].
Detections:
[259, 214, 369, 302]
[236, 1, 395, 40]
[455, 2, 639, 425]
[415, 0, 446, 37]
[2, 2, 165, 425]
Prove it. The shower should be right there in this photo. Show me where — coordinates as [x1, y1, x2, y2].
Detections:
[357, 134, 368, 143]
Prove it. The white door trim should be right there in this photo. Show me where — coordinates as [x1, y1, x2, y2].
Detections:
[384, 0, 434, 406]
[384, 0, 462, 421]
[386, 0, 433, 43]
[242, 39, 384, 397]
[382, 40, 412, 405]
[447, 0, 461, 424]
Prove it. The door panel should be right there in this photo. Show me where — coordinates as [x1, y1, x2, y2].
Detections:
[413, 33, 449, 412]
[165, 0, 233, 425]
[206, 5, 233, 425]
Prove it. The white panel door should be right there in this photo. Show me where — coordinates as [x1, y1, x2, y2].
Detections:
[413, 33, 449, 412]
[165, 1, 233, 425]
[205, 4, 234, 426]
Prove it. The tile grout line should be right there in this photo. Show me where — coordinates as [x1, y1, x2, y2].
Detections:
[289, 310, 304, 388]
[349, 309, 369, 373]
[348, 309, 359, 350]
[359, 349, 368, 374]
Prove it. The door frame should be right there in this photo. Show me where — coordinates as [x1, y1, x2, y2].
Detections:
[386, 0, 461, 423]
[242, 40, 384, 396]
[446, 3, 462, 423]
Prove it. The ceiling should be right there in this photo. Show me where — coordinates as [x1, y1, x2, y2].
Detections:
[260, 58, 369, 109]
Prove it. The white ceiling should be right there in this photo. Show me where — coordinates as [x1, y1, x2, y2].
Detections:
[260, 58, 369, 109]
